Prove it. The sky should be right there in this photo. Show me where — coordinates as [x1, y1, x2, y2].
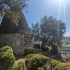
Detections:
[23, 0, 70, 37]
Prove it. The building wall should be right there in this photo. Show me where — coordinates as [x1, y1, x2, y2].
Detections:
[0, 33, 34, 55]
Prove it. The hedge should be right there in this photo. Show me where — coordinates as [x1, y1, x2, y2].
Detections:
[26, 54, 70, 70]
[0, 46, 15, 70]
[26, 54, 51, 70]
[11, 62, 26, 70]
[25, 47, 35, 55]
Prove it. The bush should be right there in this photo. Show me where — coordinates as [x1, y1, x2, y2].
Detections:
[26, 54, 70, 70]
[55, 63, 70, 70]
[0, 46, 13, 54]
[0, 46, 15, 70]
[42, 46, 49, 51]
[37, 67, 44, 70]
[25, 47, 35, 55]
[50, 45, 58, 54]
[17, 62, 26, 70]
[0, 52, 15, 70]
[11, 64, 18, 70]
[50, 59, 60, 70]
[25, 54, 35, 58]
[43, 59, 60, 70]
[11, 62, 26, 70]
[26, 54, 51, 70]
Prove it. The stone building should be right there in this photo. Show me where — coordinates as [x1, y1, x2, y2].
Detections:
[0, 10, 34, 55]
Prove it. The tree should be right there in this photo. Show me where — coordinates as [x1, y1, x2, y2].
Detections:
[0, 0, 28, 16]
[31, 15, 66, 52]
[31, 22, 40, 41]
[41, 16, 66, 48]
[0, 46, 15, 70]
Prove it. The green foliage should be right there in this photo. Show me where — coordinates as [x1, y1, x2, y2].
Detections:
[11, 62, 26, 70]
[55, 63, 70, 70]
[31, 15, 66, 49]
[43, 59, 60, 70]
[5, 10, 20, 26]
[26, 54, 51, 70]
[50, 45, 58, 54]
[49, 59, 60, 68]
[42, 46, 49, 51]
[25, 47, 35, 55]
[0, 0, 28, 16]
[0, 46, 15, 70]
[17, 62, 26, 70]
[37, 67, 44, 70]
[0, 46, 13, 54]
[31, 22, 40, 41]
[43, 59, 70, 70]
[26, 54, 35, 58]
[26, 54, 70, 70]
[11, 65, 18, 70]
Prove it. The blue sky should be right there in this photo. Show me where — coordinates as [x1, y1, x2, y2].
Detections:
[24, 0, 70, 36]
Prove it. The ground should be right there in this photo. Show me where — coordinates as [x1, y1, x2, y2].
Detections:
[15, 58, 27, 65]
[15, 56, 27, 65]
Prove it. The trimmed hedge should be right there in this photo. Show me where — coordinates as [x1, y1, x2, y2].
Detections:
[0, 46, 15, 70]
[26, 54, 70, 70]
[37, 67, 44, 70]
[43, 59, 60, 70]
[55, 63, 70, 70]
[11, 62, 26, 70]
[25, 47, 35, 55]
[0, 46, 13, 54]
[26, 54, 51, 70]
[17, 62, 26, 70]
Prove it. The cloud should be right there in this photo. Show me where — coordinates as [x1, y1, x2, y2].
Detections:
[64, 32, 70, 37]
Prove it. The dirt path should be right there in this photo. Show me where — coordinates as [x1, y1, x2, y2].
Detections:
[15, 57, 27, 65]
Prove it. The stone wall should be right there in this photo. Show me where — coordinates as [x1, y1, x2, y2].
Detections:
[0, 33, 34, 55]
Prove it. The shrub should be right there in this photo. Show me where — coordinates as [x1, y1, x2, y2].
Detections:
[17, 62, 26, 70]
[0, 46, 15, 70]
[11, 62, 26, 70]
[37, 67, 44, 70]
[43, 59, 60, 70]
[26, 54, 51, 70]
[42, 46, 49, 51]
[11, 65, 18, 70]
[0, 52, 15, 70]
[0, 46, 13, 54]
[50, 45, 58, 54]
[49, 59, 60, 70]
[25, 54, 35, 58]
[55, 63, 70, 70]
[25, 47, 35, 55]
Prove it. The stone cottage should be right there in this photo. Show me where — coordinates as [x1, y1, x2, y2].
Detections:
[0, 10, 34, 55]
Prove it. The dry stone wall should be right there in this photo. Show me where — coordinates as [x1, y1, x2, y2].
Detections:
[0, 33, 34, 55]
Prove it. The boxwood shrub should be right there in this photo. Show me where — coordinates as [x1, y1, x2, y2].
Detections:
[26, 54, 51, 70]
[25, 47, 35, 55]
[55, 63, 70, 70]
[11, 62, 26, 70]
[0, 46, 13, 54]
[37, 67, 44, 70]
[0, 46, 15, 70]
